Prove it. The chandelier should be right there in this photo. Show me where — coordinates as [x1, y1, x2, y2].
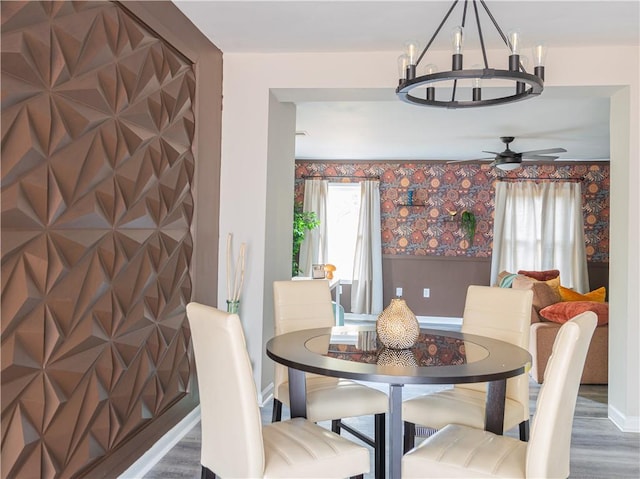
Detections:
[396, 0, 547, 109]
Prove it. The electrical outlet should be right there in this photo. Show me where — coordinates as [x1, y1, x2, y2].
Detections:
[423, 288, 430, 298]
[396, 287, 403, 297]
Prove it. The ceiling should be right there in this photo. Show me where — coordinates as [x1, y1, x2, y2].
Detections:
[175, 1, 639, 161]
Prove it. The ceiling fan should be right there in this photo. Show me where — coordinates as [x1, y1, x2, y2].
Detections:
[449, 136, 567, 171]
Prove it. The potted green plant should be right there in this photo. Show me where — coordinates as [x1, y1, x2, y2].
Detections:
[461, 210, 476, 243]
[292, 202, 320, 276]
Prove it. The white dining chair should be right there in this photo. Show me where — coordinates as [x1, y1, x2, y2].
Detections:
[272, 280, 388, 479]
[402, 311, 597, 478]
[403, 285, 534, 451]
[187, 302, 369, 479]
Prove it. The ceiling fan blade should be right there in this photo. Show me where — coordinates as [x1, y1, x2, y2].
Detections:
[522, 155, 559, 161]
[482, 150, 502, 155]
[447, 157, 494, 164]
[519, 147, 567, 155]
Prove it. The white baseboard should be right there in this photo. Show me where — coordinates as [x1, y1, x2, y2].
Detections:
[609, 404, 640, 433]
[417, 315, 463, 327]
[344, 312, 377, 322]
[260, 382, 274, 406]
[118, 406, 201, 478]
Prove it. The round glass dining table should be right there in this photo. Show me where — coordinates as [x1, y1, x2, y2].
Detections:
[266, 326, 532, 479]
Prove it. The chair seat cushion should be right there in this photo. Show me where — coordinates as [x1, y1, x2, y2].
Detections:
[402, 387, 525, 432]
[278, 377, 388, 422]
[403, 424, 527, 478]
[263, 417, 370, 478]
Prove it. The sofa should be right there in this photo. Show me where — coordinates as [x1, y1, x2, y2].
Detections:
[497, 270, 609, 385]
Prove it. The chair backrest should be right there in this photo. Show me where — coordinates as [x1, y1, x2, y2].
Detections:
[272, 280, 335, 396]
[459, 285, 534, 416]
[526, 311, 597, 478]
[186, 302, 265, 478]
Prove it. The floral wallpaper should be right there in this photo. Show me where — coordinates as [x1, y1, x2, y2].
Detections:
[294, 161, 609, 263]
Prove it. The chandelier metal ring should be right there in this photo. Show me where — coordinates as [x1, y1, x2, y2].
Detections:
[397, 68, 544, 108]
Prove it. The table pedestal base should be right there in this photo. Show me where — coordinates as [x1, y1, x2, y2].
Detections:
[389, 384, 403, 479]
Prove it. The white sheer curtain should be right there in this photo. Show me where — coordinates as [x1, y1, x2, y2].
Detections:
[298, 179, 328, 277]
[351, 180, 383, 314]
[491, 180, 589, 292]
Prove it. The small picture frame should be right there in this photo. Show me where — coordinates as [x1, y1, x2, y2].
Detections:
[312, 264, 326, 279]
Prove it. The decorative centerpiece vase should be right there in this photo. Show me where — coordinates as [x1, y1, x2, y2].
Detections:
[376, 298, 419, 349]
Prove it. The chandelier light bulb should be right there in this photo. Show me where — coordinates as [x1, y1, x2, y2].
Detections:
[451, 26, 464, 54]
[471, 64, 483, 88]
[422, 63, 438, 101]
[404, 40, 421, 65]
[533, 43, 547, 80]
[533, 43, 547, 67]
[508, 30, 522, 55]
[471, 64, 482, 101]
[422, 63, 438, 75]
[397, 54, 410, 81]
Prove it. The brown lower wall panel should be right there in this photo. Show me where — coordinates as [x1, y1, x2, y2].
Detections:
[336, 257, 610, 318]
[382, 256, 492, 317]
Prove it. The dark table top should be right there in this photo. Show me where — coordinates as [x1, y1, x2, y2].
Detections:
[267, 325, 532, 385]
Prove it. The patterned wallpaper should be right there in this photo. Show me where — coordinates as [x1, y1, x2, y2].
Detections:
[295, 161, 609, 263]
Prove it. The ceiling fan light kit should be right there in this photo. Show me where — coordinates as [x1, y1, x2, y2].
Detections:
[449, 136, 567, 171]
[396, 0, 546, 109]
[495, 161, 522, 171]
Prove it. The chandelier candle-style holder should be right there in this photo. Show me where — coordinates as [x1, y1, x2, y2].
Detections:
[376, 299, 420, 349]
[396, 0, 547, 108]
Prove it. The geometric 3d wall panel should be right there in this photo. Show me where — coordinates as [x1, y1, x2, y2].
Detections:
[1, 2, 195, 477]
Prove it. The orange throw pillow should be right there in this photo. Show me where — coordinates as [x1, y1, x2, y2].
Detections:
[559, 285, 606, 303]
[539, 301, 609, 326]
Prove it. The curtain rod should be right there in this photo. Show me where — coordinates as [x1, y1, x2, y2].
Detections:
[497, 177, 584, 182]
[302, 175, 380, 180]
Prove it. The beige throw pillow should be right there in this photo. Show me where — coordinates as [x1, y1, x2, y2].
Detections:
[512, 275, 562, 322]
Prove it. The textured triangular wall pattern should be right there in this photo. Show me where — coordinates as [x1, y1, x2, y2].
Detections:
[1, 2, 195, 477]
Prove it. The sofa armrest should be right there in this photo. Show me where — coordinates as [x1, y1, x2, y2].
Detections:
[530, 322, 608, 384]
[529, 322, 559, 383]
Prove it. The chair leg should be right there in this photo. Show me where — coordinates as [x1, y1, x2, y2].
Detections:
[374, 413, 385, 479]
[331, 419, 341, 434]
[519, 419, 530, 441]
[201, 466, 216, 479]
[403, 421, 416, 453]
[329, 415, 384, 479]
[272, 398, 282, 422]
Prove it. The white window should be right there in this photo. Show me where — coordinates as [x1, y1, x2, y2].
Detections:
[491, 180, 588, 291]
[326, 183, 361, 281]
